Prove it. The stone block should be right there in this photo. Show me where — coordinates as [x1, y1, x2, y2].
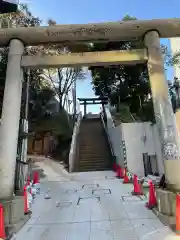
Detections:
[7, 214, 30, 239]
[156, 188, 176, 216]
[10, 196, 24, 225]
[152, 207, 175, 227]
[0, 200, 11, 225]
[0, 196, 24, 226]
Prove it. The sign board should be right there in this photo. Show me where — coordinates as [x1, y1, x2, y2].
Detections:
[0, 0, 18, 13]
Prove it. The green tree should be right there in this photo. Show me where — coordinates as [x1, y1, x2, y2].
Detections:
[90, 15, 154, 122]
[42, 19, 86, 113]
[0, 4, 42, 115]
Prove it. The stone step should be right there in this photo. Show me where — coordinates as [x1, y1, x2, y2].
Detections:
[79, 152, 108, 156]
[77, 118, 111, 172]
[79, 159, 108, 163]
[79, 164, 110, 168]
[78, 167, 111, 172]
[79, 156, 108, 159]
[79, 151, 109, 155]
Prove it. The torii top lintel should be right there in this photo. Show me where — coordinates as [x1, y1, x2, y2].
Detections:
[0, 18, 180, 46]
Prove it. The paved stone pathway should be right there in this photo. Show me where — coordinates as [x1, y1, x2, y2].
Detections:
[16, 171, 177, 240]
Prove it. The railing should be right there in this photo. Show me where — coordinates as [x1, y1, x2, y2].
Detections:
[100, 110, 115, 157]
[102, 105, 125, 168]
[104, 105, 115, 129]
[69, 111, 82, 172]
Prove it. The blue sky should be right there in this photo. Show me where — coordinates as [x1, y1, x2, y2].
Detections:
[25, 0, 179, 113]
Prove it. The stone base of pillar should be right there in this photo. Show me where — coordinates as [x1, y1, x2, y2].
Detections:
[152, 188, 176, 228]
[152, 208, 175, 227]
[6, 214, 31, 239]
[1, 196, 30, 238]
[165, 160, 180, 191]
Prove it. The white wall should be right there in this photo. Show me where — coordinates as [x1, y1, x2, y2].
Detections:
[121, 123, 145, 176]
[110, 125, 124, 167]
[105, 107, 124, 166]
[104, 106, 164, 176]
[121, 122, 164, 177]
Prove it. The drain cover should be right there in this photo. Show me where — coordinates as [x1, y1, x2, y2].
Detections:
[82, 184, 99, 189]
[105, 176, 116, 180]
[121, 196, 143, 201]
[92, 189, 111, 195]
[77, 197, 100, 205]
[65, 189, 78, 193]
[56, 201, 72, 208]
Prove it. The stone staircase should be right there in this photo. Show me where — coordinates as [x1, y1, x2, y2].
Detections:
[78, 117, 112, 172]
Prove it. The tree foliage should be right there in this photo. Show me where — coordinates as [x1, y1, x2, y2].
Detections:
[160, 44, 180, 112]
[0, 8, 86, 141]
[90, 15, 154, 122]
[0, 4, 43, 116]
[43, 67, 85, 111]
[0, 6, 58, 132]
[40, 19, 86, 113]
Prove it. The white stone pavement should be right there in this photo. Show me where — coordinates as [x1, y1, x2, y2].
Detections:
[15, 171, 178, 240]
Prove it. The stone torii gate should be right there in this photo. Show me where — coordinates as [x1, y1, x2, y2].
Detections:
[78, 97, 108, 116]
[1, 19, 180, 199]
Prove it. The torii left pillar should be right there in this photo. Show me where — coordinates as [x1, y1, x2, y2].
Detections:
[0, 39, 24, 199]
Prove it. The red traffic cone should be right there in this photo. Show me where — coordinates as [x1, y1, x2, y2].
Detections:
[113, 162, 117, 172]
[116, 166, 119, 178]
[123, 169, 130, 184]
[146, 180, 157, 209]
[119, 167, 124, 179]
[116, 166, 123, 178]
[33, 171, 39, 184]
[176, 194, 180, 235]
[116, 166, 120, 178]
[0, 204, 6, 239]
[24, 186, 29, 215]
[132, 175, 143, 195]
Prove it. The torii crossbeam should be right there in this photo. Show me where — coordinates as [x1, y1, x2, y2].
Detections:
[0, 18, 180, 46]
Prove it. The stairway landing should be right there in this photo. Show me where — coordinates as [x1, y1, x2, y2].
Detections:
[16, 171, 174, 240]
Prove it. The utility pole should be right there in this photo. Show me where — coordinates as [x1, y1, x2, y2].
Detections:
[0, 0, 18, 13]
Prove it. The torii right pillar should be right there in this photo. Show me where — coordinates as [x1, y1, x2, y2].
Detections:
[144, 31, 180, 190]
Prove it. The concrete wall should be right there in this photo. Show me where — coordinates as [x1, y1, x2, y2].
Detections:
[110, 125, 124, 167]
[104, 106, 164, 176]
[151, 124, 165, 175]
[121, 122, 164, 177]
[105, 107, 124, 167]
